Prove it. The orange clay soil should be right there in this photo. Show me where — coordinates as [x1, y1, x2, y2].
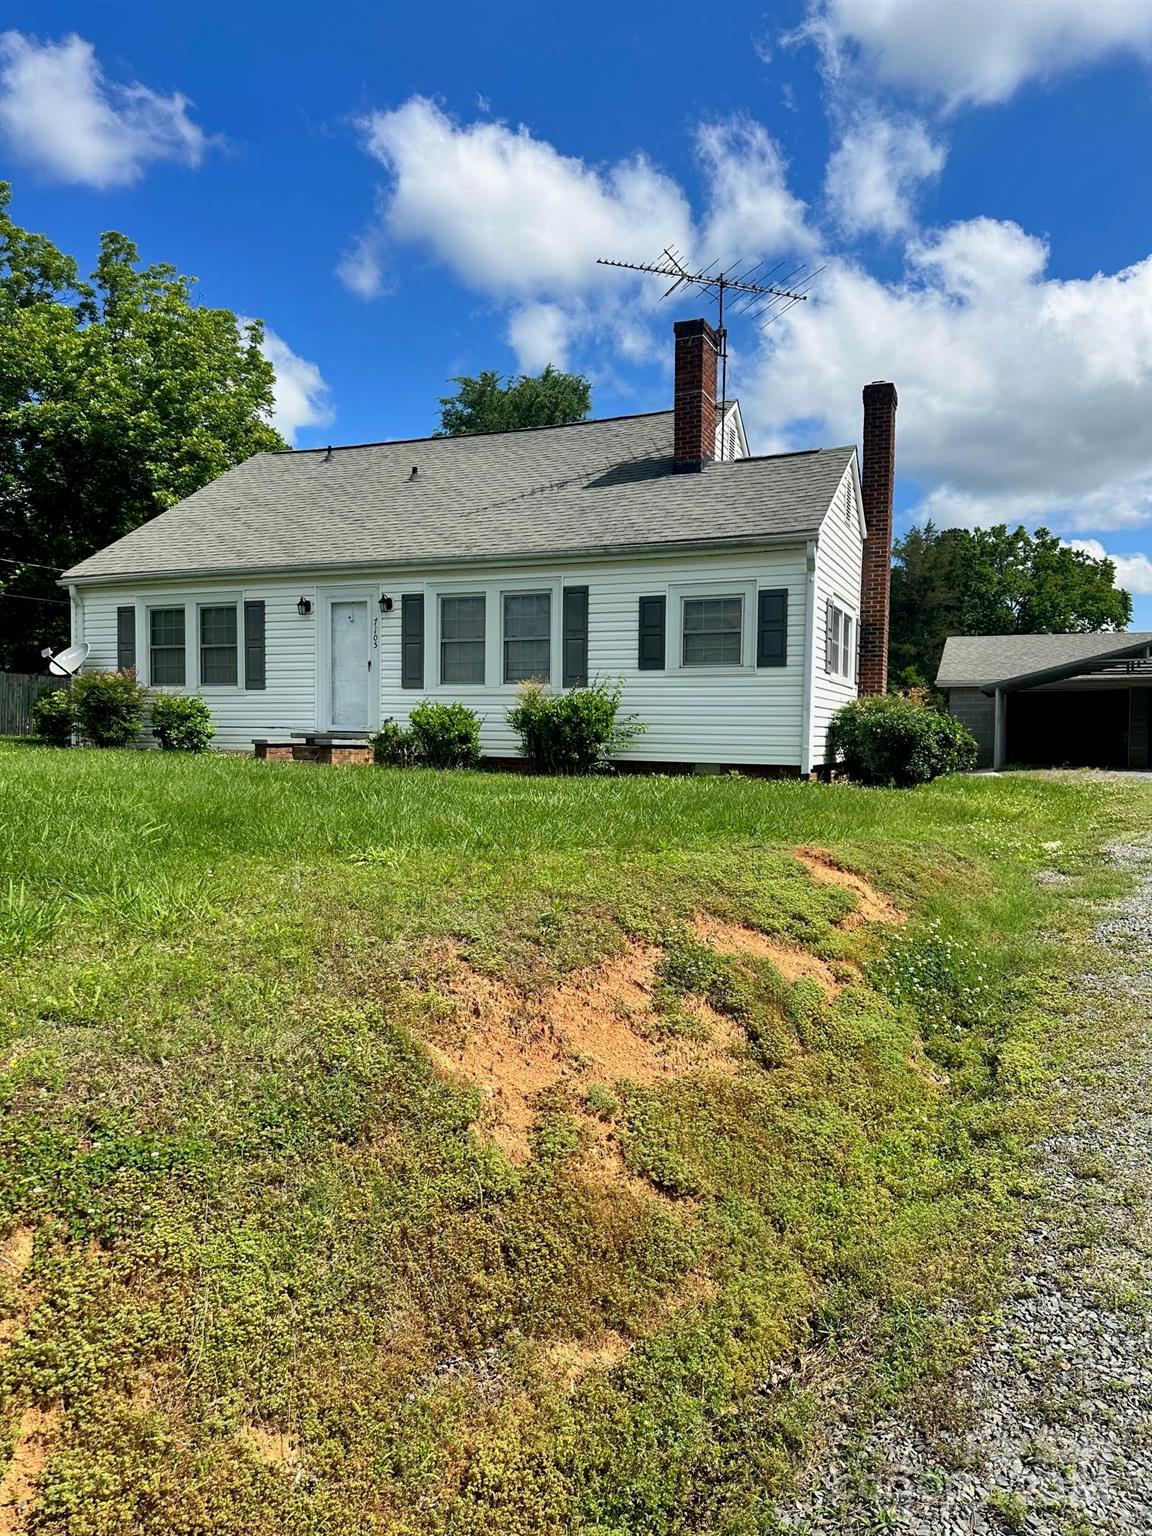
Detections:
[691, 915, 845, 998]
[238, 1424, 302, 1470]
[792, 848, 904, 928]
[0, 1229, 57, 1536]
[427, 943, 745, 1162]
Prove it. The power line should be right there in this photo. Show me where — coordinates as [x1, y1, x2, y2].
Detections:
[0, 591, 70, 606]
[0, 556, 66, 572]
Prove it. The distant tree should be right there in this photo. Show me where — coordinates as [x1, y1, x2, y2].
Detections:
[890, 522, 1133, 687]
[0, 183, 286, 670]
[437, 365, 591, 436]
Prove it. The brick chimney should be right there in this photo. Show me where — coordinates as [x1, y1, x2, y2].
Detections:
[858, 380, 898, 696]
[673, 318, 719, 472]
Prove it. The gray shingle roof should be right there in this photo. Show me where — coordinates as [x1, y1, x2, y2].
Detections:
[63, 410, 856, 582]
[937, 632, 1152, 688]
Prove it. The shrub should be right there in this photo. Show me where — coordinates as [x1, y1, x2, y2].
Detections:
[151, 694, 215, 753]
[506, 679, 645, 774]
[70, 670, 149, 749]
[827, 693, 977, 787]
[31, 688, 74, 746]
[407, 700, 482, 769]
[369, 718, 415, 767]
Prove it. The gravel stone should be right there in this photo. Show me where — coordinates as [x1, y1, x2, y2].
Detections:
[776, 842, 1152, 1536]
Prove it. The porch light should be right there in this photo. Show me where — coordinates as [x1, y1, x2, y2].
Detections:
[297, 596, 312, 616]
[378, 593, 394, 614]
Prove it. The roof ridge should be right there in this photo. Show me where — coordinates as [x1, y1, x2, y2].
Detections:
[269, 408, 675, 457]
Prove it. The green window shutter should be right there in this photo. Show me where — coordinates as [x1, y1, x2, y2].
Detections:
[637, 595, 666, 671]
[401, 594, 425, 689]
[756, 589, 788, 668]
[562, 586, 589, 687]
[244, 601, 266, 690]
[116, 606, 135, 672]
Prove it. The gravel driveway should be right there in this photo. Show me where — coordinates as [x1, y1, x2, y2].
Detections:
[777, 843, 1152, 1536]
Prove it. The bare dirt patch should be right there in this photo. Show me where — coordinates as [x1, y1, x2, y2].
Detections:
[691, 916, 844, 998]
[0, 1231, 33, 1283]
[238, 1423, 301, 1470]
[541, 1331, 631, 1389]
[792, 848, 904, 928]
[0, 1406, 61, 1536]
[428, 944, 743, 1162]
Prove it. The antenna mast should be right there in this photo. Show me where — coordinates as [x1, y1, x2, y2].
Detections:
[596, 248, 822, 459]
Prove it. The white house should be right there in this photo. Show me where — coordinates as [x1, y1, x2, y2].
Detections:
[61, 319, 898, 773]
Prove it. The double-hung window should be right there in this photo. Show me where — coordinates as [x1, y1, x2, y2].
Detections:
[503, 592, 551, 683]
[682, 595, 743, 667]
[440, 594, 486, 684]
[825, 600, 856, 681]
[149, 607, 186, 686]
[199, 604, 238, 686]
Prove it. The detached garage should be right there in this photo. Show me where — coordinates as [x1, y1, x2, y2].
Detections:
[938, 633, 1152, 771]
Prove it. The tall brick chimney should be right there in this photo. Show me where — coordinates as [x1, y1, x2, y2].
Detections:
[673, 318, 719, 472]
[858, 380, 898, 696]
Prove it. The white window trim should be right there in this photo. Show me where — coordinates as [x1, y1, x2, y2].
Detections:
[668, 579, 757, 674]
[133, 588, 266, 693]
[196, 600, 242, 692]
[425, 576, 563, 692]
[825, 595, 858, 685]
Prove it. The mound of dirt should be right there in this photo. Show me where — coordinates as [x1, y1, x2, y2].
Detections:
[691, 916, 844, 998]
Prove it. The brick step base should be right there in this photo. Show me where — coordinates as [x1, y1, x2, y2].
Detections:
[253, 741, 372, 766]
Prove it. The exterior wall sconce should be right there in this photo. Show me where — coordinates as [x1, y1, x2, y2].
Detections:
[297, 596, 312, 616]
[378, 593, 394, 614]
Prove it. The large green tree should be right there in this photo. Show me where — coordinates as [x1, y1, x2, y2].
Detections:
[0, 184, 286, 669]
[890, 521, 1133, 687]
[437, 364, 591, 436]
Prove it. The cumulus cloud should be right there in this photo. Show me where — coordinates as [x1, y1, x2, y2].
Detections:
[240, 319, 334, 445]
[0, 30, 209, 187]
[792, 0, 1152, 108]
[1065, 539, 1152, 595]
[744, 218, 1152, 534]
[825, 114, 945, 236]
[339, 97, 813, 370]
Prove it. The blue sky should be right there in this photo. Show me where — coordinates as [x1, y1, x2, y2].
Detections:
[2, 0, 1150, 625]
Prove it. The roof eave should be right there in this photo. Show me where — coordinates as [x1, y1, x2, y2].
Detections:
[972, 638, 1152, 693]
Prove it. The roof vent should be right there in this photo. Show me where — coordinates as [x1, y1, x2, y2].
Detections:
[323, 445, 333, 462]
[409, 465, 419, 480]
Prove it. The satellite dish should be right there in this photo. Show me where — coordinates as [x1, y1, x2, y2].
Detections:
[47, 641, 90, 678]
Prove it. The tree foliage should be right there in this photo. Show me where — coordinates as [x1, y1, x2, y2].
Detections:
[890, 522, 1133, 687]
[0, 183, 286, 669]
[436, 364, 591, 437]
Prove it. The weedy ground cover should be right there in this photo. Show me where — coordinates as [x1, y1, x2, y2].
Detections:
[0, 743, 1148, 1535]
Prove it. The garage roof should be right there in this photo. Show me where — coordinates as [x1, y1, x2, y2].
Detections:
[937, 632, 1152, 689]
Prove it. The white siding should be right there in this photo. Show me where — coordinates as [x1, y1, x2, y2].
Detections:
[809, 464, 864, 766]
[75, 545, 812, 765]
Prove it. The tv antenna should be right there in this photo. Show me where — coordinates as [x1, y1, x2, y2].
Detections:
[596, 248, 823, 458]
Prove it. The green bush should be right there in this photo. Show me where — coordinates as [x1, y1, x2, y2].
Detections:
[31, 687, 74, 746]
[506, 678, 645, 774]
[150, 694, 215, 753]
[70, 670, 150, 748]
[827, 693, 977, 787]
[407, 700, 482, 769]
[369, 718, 414, 767]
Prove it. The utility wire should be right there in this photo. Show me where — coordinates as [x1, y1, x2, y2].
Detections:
[0, 556, 66, 572]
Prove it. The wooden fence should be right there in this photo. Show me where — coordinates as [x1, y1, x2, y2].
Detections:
[0, 673, 51, 736]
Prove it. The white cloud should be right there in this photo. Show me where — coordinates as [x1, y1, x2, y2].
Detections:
[824, 114, 945, 236]
[240, 319, 334, 445]
[1065, 539, 1152, 595]
[745, 219, 1152, 534]
[0, 31, 208, 188]
[339, 97, 814, 370]
[336, 231, 386, 299]
[793, 0, 1152, 108]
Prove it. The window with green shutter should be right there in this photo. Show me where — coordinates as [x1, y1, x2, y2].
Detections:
[199, 605, 238, 686]
[149, 607, 185, 686]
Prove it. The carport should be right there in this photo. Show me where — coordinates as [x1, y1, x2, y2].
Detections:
[937, 633, 1152, 771]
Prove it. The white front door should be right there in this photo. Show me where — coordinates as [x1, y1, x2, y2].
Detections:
[330, 600, 370, 731]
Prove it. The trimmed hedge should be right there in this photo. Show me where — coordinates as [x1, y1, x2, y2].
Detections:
[151, 694, 215, 753]
[70, 670, 149, 748]
[406, 700, 482, 769]
[506, 679, 645, 774]
[827, 692, 977, 786]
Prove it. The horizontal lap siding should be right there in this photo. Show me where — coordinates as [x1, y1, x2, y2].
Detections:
[810, 467, 863, 766]
[75, 580, 316, 750]
[380, 549, 809, 765]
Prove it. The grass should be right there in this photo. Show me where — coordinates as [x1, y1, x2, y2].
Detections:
[0, 743, 1149, 1535]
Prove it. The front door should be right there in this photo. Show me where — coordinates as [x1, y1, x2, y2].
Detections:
[330, 600, 370, 731]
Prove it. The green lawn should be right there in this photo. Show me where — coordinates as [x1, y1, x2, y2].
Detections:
[0, 745, 1149, 1535]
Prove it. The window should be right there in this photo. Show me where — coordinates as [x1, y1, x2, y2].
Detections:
[682, 596, 743, 667]
[825, 600, 856, 681]
[440, 594, 485, 684]
[199, 604, 238, 686]
[149, 607, 185, 686]
[503, 592, 551, 683]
